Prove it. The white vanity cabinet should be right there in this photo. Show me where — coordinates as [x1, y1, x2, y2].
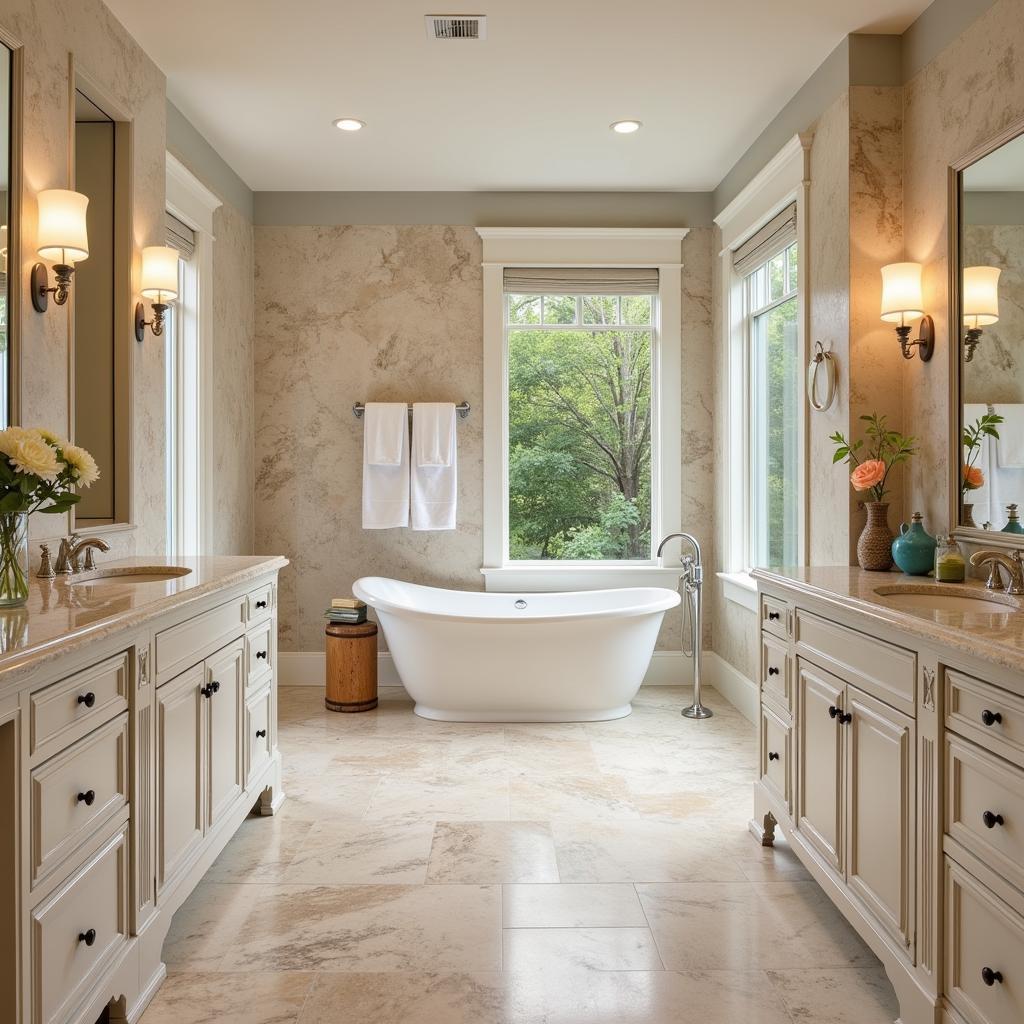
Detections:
[0, 557, 285, 1024]
[754, 568, 1024, 1024]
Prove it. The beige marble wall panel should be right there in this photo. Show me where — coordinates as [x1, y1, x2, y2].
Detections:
[903, 0, 1024, 531]
[2, 0, 166, 559]
[962, 224, 1024, 405]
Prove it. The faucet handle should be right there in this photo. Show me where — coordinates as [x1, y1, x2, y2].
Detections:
[37, 544, 55, 579]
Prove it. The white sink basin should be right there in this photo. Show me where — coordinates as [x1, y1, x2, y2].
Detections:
[69, 566, 192, 585]
[874, 585, 1019, 615]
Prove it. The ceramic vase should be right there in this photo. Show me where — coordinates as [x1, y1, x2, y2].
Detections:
[962, 502, 977, 529]
[0, 512, 29, 607]
[857, 501, 894, 572]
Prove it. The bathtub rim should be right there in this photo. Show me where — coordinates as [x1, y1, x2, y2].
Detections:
[352, 576, 681, 626]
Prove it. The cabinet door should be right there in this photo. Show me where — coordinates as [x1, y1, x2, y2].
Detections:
[846, 685, 915, 950]
[157, 664, 205, 890]
[206, 640, 244, 828]
[796, 660, 844, 874]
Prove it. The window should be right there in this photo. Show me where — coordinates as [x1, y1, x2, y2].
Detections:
[505, 288, 655, 561]
[744, 238, 800, 567]
[478, 228, 686, 590]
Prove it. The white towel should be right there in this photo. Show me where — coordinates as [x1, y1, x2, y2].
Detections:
[413, 403, 456, 468]
[362, 403, 410, 529]
[364, 402, 407, 466]
[411, 403, 457, 530]
[994, 404, 1024, 469]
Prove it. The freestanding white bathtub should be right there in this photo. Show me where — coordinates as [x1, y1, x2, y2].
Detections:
[352, 577, 681, 722]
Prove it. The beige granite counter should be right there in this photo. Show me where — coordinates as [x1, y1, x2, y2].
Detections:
[753, 565, 1024, 675]
[0, 554, 287, 682]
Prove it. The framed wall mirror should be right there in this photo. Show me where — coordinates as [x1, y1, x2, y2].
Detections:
[70, 74, 132, 529]
[953, 118, 1024, 540]
[0, 40, 18, 429]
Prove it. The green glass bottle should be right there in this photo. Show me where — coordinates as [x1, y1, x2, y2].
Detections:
[1001, 503, 1024, 534]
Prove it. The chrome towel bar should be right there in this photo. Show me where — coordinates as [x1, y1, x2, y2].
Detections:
[353, 401, 471, 420]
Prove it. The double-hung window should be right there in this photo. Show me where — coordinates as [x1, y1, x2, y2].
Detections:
[735, 205, 800, 568]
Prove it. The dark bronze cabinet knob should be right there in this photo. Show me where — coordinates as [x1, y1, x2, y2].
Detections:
[255, 599, 268, 609]
[78, 928, 97, 947]
[839, 711, 852, 725]
[768, 751, 780, 762]
[256, 728, 267, 739]
[76, 790, 95, 806]
[981, 709, 1002, 727]
[828, 705, 840, 719]
[78, 692, 95, 708]
[982, 810, 1005, 829]
[981, 966, 1003, 986]
[768, 611, 780, 621]
[256, 650, 268, 660]
[201, 684, 213, 698]
[767, 666, 780, 676]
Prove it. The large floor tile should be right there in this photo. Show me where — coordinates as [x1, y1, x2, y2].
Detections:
[365, 774, 510, 823]
[637, 881, 878, 971]
[204, 816, 313, 883]
[502, 927, 665, 972]
[282, 821, 435, 884]
[219, 883, 502, 972]
[426, 821, 559, 883]
[502, 883, 646, 928]
[509, 773, 639, 822]
[767, 966, 901, 1023]
[141, 971, 315, 1024]
[161, 881, 262, 970]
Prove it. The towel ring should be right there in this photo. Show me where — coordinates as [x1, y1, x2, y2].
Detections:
[807, 342, 837, 412]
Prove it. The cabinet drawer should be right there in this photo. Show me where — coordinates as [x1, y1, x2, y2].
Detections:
[155, 595, 246, 683]
[246, 581, 274, 624]
[32, 825, 129, 1024]
[246, 684, 272, 787]
[946, 858, 1024, 1024]
[30, 652, 129, 762]
[760, 703, 791, 812]
[795, 609, 916, 715]
[31, 713, 129, 888]
[761, 634, 790, 713]
[246, 619, 273, 688]
[947, 736, 1024, 893]
[761, 594, 789, 639]
[946, 669, 1024, 769]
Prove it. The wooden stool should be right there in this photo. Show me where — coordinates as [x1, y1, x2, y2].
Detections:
[325, 621, 378, 712]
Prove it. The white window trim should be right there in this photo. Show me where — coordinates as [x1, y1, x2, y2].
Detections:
[714, 135, 812, 605]
[165, 153, 221, 556]
[477, 227, 687, 592]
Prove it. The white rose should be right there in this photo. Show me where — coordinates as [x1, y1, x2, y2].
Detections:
[62, 443, 100, 487]
[9, 436, 60, 480]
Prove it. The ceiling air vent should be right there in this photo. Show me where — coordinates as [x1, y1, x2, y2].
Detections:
[424, 15, 487, 40]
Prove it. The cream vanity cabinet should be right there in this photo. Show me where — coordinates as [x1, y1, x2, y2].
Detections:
[0, 557, 285, 1024]
[754, 568, 1024, 1024]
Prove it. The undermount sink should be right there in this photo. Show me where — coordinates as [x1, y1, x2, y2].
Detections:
[873, 584, 1019, 615]
[68, 565, 193, 585]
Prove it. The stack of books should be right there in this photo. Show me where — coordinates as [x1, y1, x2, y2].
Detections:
[325, 597, 368, 625]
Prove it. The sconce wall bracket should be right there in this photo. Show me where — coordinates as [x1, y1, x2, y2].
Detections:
[30, 262, 75, 313]
[964, 326, 982, 363]
[896, 315, 934, 362]
[135, 301, 168, 343]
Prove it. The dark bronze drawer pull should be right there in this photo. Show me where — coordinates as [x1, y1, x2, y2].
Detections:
[981, 709, 1002, 727]
[767, 611, 780, 621]
[77, 692, 96, 708]
[255, 599, 268, 609]
[981, 966, 1003, 986]
[78, 928, 97, 947]
[256, 650, 268, 660]
[767, 666, 780, 676]
[982, 810, 1005, 829]
[829, 705, 840, 719]
[76, 790, 95, 806]
[768, 751, 780, 762]
[256, 728, 267, 739]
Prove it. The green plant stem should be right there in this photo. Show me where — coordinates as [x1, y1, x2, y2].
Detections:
[0, 514, 27, 604]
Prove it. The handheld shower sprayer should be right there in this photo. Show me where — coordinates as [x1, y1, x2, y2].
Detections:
[657, 532, 712, 720]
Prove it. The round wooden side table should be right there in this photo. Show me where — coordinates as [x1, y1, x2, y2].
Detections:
[324, 621, 378, 712]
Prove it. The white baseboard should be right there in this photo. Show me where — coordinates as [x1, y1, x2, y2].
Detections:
[279, 649, 755, 721]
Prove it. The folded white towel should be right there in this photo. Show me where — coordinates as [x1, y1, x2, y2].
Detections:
[362, 404, 410, 529]
[994, 404, 1024, 469]
[364, 402, 407, 466]
[413, 403, 456, 468]
[411, 404, 457, 530]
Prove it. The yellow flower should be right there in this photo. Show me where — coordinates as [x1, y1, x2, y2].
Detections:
[36, 428, 63, 447]
[62, 443, 100, 487]
[8, 435, 60, 480]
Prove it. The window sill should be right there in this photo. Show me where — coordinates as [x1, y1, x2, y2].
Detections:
[718, 570, 758, 612]
[482, 565, 684, 593]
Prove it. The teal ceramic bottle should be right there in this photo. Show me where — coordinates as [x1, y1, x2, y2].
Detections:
[891, 512, 937, 576]
[1001, 503, 1024, 534]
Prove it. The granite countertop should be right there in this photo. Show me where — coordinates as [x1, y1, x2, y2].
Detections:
[0, 554, 288, 681]
[752, 565, 1024, 675]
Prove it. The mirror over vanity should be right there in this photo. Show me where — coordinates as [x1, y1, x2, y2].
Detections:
[955, 124, 1024, 535]
[0, 41, 14, 430]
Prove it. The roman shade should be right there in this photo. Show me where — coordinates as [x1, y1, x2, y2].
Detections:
[732, 203, 797, 277]
[165, 212, 196, 261]
[503, 266, 659, 295]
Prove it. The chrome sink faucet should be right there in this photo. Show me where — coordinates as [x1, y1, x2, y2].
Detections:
[970, 549, 1024, 594]
[54, 534, 110, 575]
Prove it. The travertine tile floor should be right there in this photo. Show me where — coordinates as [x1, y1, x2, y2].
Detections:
[140, 685, 900, 1024]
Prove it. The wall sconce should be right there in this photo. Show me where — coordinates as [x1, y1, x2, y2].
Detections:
[880, 262, 934, 361]
[134, 246, 179, 342]
[31, 189, 90, 312]
[962, 265, 1000, 363]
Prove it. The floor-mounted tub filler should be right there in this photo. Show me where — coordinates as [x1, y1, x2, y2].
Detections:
[352, 577, 681, 722]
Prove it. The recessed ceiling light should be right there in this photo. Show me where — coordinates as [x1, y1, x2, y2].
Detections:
[610, 119, 642, 134]
[333, 117, 365, 132]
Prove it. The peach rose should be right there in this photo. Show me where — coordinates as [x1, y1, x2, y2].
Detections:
[962, 464, 984, 490]
[850, 459, 886, 491]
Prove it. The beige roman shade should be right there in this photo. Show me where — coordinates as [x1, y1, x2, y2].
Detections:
[503, 266, 659, 295]
[165, 212, 196, 260]
[732, 203, 797, 277]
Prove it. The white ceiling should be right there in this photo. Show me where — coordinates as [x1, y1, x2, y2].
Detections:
[964, 133, 1024, 191]
[105, 0, 933, 192]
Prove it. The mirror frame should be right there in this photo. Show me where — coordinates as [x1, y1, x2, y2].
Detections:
[949, 111, 1024, 551]
[0, 27, 22, 428]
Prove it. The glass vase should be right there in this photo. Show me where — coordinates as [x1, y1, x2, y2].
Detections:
[0, 512, 29, 607]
